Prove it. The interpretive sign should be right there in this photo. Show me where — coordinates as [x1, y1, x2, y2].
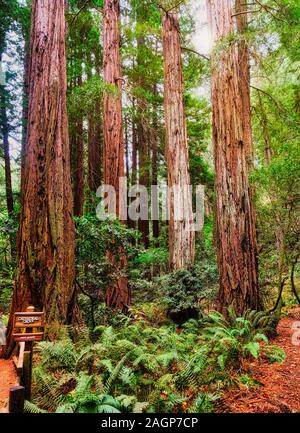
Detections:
[13, 306, 44, 342]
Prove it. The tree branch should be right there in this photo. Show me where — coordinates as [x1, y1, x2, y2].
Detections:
[291, 254, 300, 304]
[152, 0, 186, 14]
[232, 9, 261, 17]
[181, 46, 210, 61]
[166, 0, 186, 13]
[70, 0, 90, 26]
[254, 0, 287, 22]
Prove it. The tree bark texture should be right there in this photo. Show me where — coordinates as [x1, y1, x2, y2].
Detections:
[162, 12, 195, 270]
[207, 0, 260, 315]
[21, 37, 30, 197]
[88, 97, 102, 192]
[0, 65, 14, 217]
[5, 0, 77, 356]
[87, 50, 102, 195]
[73, 65, 84, 216]
[103, 0, 130, 312]
[151, 96, 160, 242]
[136, 30, 150, 249]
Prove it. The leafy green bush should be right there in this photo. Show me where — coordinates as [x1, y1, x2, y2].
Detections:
[201, 307, 286, 368]
[155, 248, 218, 325]
[0, 211, 18, 313]
[31, 308, 284, 414]
[161, 268, 203, 325]
[75, 214, 138, 327]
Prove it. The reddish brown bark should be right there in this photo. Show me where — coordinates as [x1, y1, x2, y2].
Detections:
[124, 113, 130, 179]
[152, 85, 160, 242]
[235, 0, 253, 164]
[103, 0, 130, 312]
[207, 0, 260, 315]
[4, 0, 77, 356]
[21, 38, 30, 197]
[87, 51, 102, 193]
[136, 35, 150, 249]
[127, 105, 137, 231]
[88, 98, 102, 192]
[162, 12, 195, 270]
[257, 91, 273, 164]
[1, 108, 14, 218]
[0, 62, 14, 217]
[131, 101, 138, 188]
[73, 69, 84, 216]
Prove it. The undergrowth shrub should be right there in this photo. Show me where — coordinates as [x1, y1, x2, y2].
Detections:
[201, 307, 286, 368]
[31, 308, 285, 414]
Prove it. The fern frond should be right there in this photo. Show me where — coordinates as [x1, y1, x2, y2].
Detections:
[24, 401, 48, 414]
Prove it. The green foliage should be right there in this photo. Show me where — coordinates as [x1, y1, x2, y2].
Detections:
[24, 401, 48, 414]
[31, 308, 284, 413]
[133, 247, 168, 267]
[1, 0, 296, 417]
[68, 76, 107, 117]
[56, 374, 123, 414]
[201, 308, 285, 368]
[161, 268, 203, 324]
[160, 259, 218, 324]
[238, 374, 261, 388]
[262, 345, 286, 364]
[75, 214, 138, 326]
[189, 393, 219, 413]
[0, 210, 18, 313]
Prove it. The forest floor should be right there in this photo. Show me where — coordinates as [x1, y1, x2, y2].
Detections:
[0, 308, 299, 414]
[0, 358, 18, 413]
[219, 306, 300, 413]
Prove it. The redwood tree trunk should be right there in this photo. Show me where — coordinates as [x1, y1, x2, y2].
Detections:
[73, 68, 84, 216]
[88, 99, 102, 193]
[5, 0, 77, 356]
[207, 0, 260, 315]
[21, 37, 29, 196]
[162, 11, 195, 270]
[87, 51, 102, 194]
[152, 85, 160, 242]
[0, 64, 14, 217]
[127, 104, 137, 231]
[103, 0, 130, 312]
[137, 34, 150, 249]
[257, 91, 273, 164]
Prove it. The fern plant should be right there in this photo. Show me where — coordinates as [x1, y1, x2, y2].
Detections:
[201, 307, 285, 368]
[31, 308, 285, 414]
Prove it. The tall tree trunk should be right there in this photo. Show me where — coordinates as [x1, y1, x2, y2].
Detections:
[0, 60, 14, 217]
[235, 0, 253, 165]
[257, 91, 273, 164]
[162, 11, 195, 270]
[87, 51, 102, 194]
[152, 85, 160, 242]
[103, 0, 130, 312]
[88, 101, 102, 193]
[73, 67, 84, 216]
[124, 113, 130, 180]
[4, 0, 77, 357]
[20, 37, 29, 196]
[207, 0, 260, 315]
[137, 35, 150, 249]
[127, 102, 137, 231]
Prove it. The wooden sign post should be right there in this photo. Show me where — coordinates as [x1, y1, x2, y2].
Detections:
[12, 306, 45, 401]
[13, 306, 44, 343]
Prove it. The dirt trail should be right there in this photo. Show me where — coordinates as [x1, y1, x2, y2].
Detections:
[221, 307, 300, 413]
[0, 359, 18, 413]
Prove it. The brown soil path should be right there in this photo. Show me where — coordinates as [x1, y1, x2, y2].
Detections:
[220, 307, 300, 413]
[0, 359, 18, 413]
